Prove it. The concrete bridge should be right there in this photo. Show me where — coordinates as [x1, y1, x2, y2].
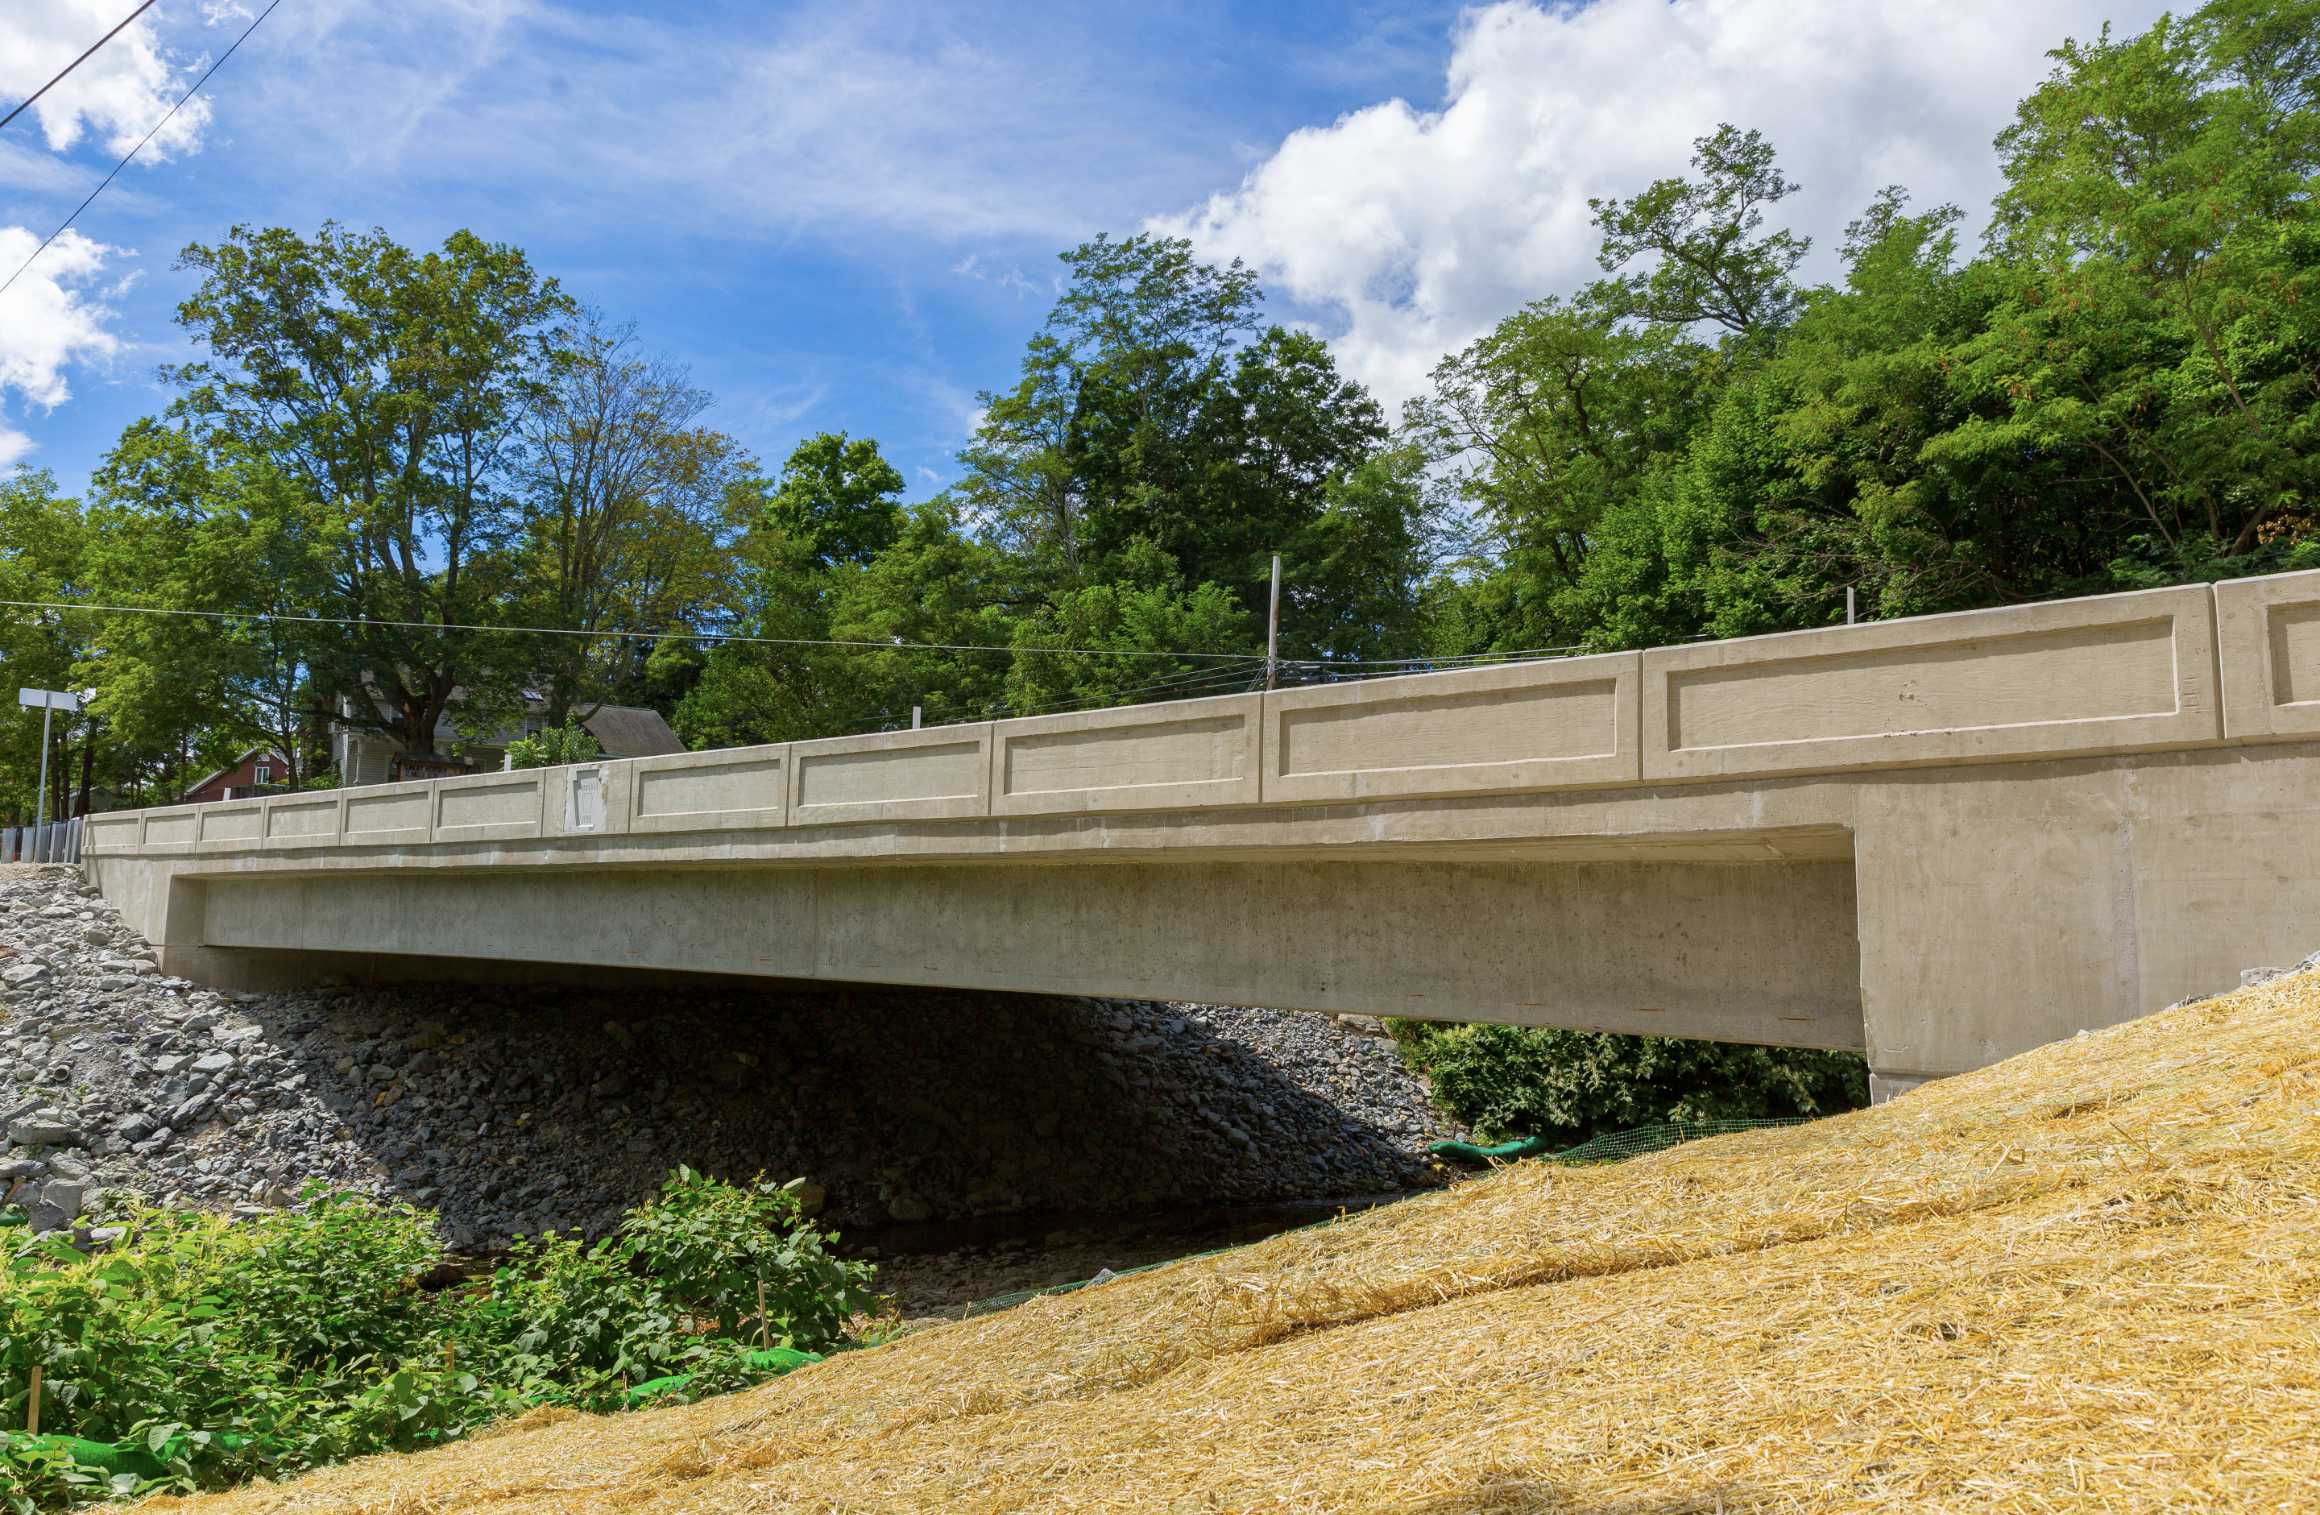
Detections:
[81, 568, 2320, 1099]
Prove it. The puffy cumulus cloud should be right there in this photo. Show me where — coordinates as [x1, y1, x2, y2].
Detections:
[1159, 0, 2171, 409]
[0, 0, 215, 161]
[0, 228, 123, 466]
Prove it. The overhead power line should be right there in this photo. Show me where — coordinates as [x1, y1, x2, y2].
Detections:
[0, 0, 161, 136]
[0, 0, 283, 301]
[0, 597, 1586, 675]
[0, 597, 1273, 663]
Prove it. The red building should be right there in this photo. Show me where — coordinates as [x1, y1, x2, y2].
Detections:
[180, 748, 291, 806]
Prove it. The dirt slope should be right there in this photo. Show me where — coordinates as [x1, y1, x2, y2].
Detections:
[149, 971, 2320, 1512]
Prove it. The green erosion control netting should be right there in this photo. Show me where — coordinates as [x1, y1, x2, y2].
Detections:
[945, 1119, 1804, 1322]
[622, 1346, 821, 1408]
[1430, 1117, 1804, 1168]
[2, 1429, 252, 1486]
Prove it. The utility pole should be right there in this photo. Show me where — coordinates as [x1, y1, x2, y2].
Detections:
[1846, 586, 1858, 625]
[1266, 554, 1282, 692]
[18, 688, 80, 843]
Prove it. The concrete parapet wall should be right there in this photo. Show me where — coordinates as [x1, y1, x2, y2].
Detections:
[1643, 582, 2219, 781]
[1263, 652, 1638, 802]
[629, 748, 784, 832]
[790, 725, 991, 824]
[84, 572, 2304, 856]
[2216, 568, 2320, 741]
[994, 693, 1260, 816]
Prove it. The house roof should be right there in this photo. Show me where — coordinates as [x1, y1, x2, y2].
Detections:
[579, 704, 684, 758]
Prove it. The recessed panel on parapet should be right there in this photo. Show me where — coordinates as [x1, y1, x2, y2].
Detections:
[1263, 653, 1641, 803]
[629, 747, 788, 833]
[2215, 568, 2320, 742]
[1644, 583, 2222, 781]
[342, 784, 432, 846]
[80, 814, 141, 854]
[992, 693, 1261, 816]
[195, 799, 266, 849]
[432, 773, 545, 844]
[262, 794, 343, 849]
[789, 725, 993, 825]
[137, 807, 199, 854]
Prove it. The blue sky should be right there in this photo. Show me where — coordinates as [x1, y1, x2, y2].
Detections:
[2, 0, 2169, 498]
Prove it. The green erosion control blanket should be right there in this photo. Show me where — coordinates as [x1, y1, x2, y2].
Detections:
[623, 1345, 821, 1407]
[3, 1429, 251, 1481]
[1429, 1117, 1804, 1168]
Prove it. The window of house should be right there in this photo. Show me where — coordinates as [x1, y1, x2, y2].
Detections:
[254, 764, 272, 784]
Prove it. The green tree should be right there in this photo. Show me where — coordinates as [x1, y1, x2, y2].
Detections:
[81, 423, 340, 791]
[756, 431, 905, 572]
[675, 438, 1003, 746]
[1961, 1, 2320, 568]
[0, 470, 90, 822]
[1589, 123, 1813, 336]
[1406, 287, 1707, 649]
[958, 234, 1418, 656]
[505, 723, 603, 769]
[1003, 538, 1255, 713]
[516, 311, 738, 726]
[163, 222, 572, 761]
[1390, 1021, 1867, 1145]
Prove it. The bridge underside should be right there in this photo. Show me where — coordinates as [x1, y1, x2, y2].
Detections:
[164, 847, 1868, 1052]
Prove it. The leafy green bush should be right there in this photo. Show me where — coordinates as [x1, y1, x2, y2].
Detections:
[1389, 1022, 1868, 1145]
[0, 1170, 875, 1510]
[504, 724, 603, 770]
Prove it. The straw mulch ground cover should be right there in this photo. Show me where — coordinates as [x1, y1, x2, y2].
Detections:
[151, 968, 2320, 1513]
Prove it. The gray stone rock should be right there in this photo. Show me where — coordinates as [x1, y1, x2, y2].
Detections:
[7, 1109, 81, 1146]
[39, 1177, 86, 1220]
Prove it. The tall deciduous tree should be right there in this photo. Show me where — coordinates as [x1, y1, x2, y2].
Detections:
[959, 233, 1423, 659]
[81, 422, 339, 789]
[0, 470, 90, 821]
[517, 312, 736, 725]
[1590, 123, 1812, 336]
[1967, 0, 2320, 563]
[163, 223, 572, 760]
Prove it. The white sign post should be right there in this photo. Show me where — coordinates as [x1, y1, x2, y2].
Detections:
[18, 688, 82, 845]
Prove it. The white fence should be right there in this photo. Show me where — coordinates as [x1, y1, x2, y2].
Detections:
[0, 816, 82, 865]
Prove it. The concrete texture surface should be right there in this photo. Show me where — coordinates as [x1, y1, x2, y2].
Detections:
[80, 569, 2320, 1093]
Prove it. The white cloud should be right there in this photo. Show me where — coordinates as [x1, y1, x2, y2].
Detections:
[0, 227, 123, 465]
[1158, 0, 2172, 410]
[0, 0, 213, 161]
[233, 0, 1226, 247]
